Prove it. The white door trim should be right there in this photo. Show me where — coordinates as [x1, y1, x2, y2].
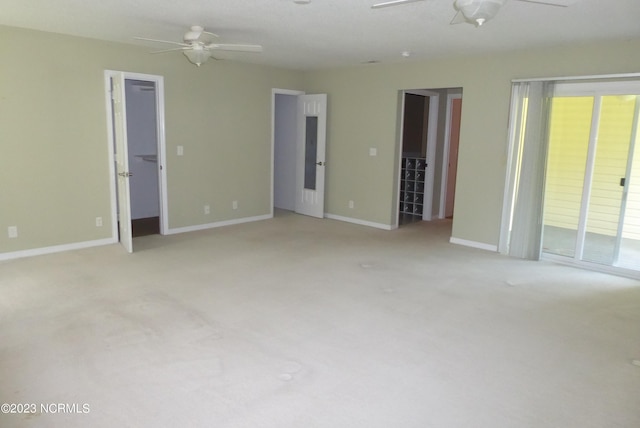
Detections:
[104, 70, 169, 244]
[439, 93, 462, 219]
[394, 91, 407, 229]
[423, 92, 439, 221]
[271, 88, 305, 217]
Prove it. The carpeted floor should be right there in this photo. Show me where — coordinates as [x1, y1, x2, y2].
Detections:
[1, 211, 639, 427]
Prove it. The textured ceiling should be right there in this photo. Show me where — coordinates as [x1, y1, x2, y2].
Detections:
[1, 0, 639, 70]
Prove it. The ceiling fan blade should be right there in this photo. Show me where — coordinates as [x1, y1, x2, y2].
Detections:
[202, 31, 219, 39]
[134, 37, 189, 47]
[371, 0, 426, 9]
[208, 43, 263, 53]
[450, 11, 467, 25]
[514, 0, 575, 6]
[150, 47, 189, 54]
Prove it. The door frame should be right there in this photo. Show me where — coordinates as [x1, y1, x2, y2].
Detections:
[439, 92, 462, 219]
[104, 70, 169, 245]
[271, 88, 305, 217]
[547, 80, 640, 267]
[499, 77, 640, 278]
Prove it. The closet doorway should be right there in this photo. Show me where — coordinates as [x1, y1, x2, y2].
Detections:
[396, 88, 463, 227]
[271, 89, 328, 219]
[105, 71, 168, 253]
[272, 91, 302, 213]
[124, 79, 162, 237]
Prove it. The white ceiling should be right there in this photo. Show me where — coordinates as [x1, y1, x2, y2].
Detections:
[1, 0, 639, 70]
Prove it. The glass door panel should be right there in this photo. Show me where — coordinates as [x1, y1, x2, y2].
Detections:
[542, 97, 593, 258]
[543, 89, 640, 274]
[617, 96, 640, 270]
[304, 116, 318, 190]
[583, 96, 636, 265]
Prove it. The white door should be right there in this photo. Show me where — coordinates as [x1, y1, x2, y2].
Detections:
[295, 94, 327, 218]
[111, 73, 134, 253]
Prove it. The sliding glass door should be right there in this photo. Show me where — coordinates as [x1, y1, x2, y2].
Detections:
[542, 82, 640, 272]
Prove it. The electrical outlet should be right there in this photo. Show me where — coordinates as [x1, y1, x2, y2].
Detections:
[369, 148, 377, 156]
[232, 200, 238, 210]
[204, 205, 210, 215]
[96, 217, 103, 227]
[8, 226, 18, 238]
[348, 200, 355, 209]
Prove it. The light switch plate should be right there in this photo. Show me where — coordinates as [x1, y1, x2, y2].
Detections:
[369, 148, 377, 156]
[177, 145, 184, 156]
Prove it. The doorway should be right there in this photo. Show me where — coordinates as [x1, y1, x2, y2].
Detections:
[442, 93, 462, 219]
[105, 71, 168, 253]
[542, 81, 640, 272]
[272, 89, 328, 219]
[396, 88, 463, 227]
[399, 91, 434, 225]
[273, 91, 302, 212]
[125, 80, 161, 237]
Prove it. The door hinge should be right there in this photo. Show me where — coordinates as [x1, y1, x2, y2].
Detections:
[620, 177, 626, 187]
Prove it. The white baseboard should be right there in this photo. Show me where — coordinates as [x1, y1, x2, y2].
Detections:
[0, 215, 273, 261]
[0, 237, 117, 262]
[166, 214, 272, 235]
[449, 236, 498, 252]
[325, 214, 394, 230]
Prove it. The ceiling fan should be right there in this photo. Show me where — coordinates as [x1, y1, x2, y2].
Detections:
[372, 0, 574, 27]
[135, 25, 263, 67]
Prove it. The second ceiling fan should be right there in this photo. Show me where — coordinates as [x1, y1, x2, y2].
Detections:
[372, 0, 575, 27]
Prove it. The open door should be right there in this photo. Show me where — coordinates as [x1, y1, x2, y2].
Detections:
[111, 73, 134, 253]
[295, 94, 327, 218]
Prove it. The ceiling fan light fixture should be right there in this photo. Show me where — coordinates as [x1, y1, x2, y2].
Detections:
[184, 25, 204, 42]
[454, 0, 506, 26]
[183, 48, 211, 67]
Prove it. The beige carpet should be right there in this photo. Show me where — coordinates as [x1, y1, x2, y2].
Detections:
[1, 211, 639, 427]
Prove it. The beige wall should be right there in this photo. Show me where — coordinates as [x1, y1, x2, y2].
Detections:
[2, 23, 640, 256]
[0, 25, 303, 254]
[302, 39, 640, 246]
